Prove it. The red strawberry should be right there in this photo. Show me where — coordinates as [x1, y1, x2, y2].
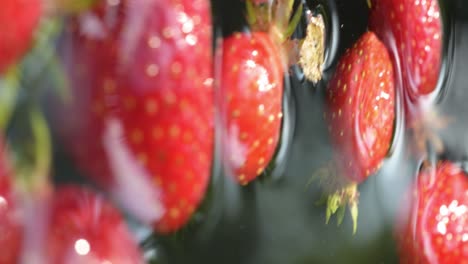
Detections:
[45, 185, 144, 263]
[53, 0, 213, 233]
[221, 32, 284, 185]
[397, 161, 468, 263]
[320, 31, 395, 232]
[0, 138, 22, 263]
[326, 31, 395, 184]
[369, 0, 442, 98]
[0, 0, 42, 73]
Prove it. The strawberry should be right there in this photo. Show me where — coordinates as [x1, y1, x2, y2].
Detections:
[326, 31, 395, 184]
[369, 0, 442, 98]
[397, 161, 468, 263]
[45, 185, 144, 263]
[219, 0, 304, 185]
[0, 138, 22, 263]
[221, 32, 284, 185]
[53, 0, 213, 233]
[320, 31, 395, 232]
[0, 0, 42, 73]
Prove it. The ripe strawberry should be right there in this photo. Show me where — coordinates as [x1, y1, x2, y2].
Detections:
[0, 0, 42, 73]
[320, 31, 395, 232]
[397, 161, 468, 263]
[45, 185, 144, 263]
[0, 139, 22, 263]
[369, 0, 442, 98]
[53, 0, 213, 233]
[221, 32, 284, 185]
[326, 31, 395, 184]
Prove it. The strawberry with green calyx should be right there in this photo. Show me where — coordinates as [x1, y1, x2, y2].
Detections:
[220, 0, 303, 185]
[309, 32, 395, 233]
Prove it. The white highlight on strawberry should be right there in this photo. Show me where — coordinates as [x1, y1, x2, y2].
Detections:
[74, 238, 90, 256]
[103, 117, 164, 224]
[224, 124, 248, 170]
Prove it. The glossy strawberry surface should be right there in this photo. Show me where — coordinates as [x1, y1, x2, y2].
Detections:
[220, 32, 284, 185]
[325, 31, 395, 183]
[54, 0, 214, 233]
[397, 161, 468, 264]
[45, 185, 144, 264]
[0, 0, 41, 73]
[369, 0, 442, 98]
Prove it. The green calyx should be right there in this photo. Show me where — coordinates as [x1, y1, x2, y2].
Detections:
[323, 183, 359, 234]
[0, 67, 21, 130]
[307, 163, 360, 234]
[246, 0, 303, 43]
[46, 0, 97, 15]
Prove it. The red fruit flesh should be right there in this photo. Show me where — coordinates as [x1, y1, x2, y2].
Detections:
[221, 32, 284, 185]
[46, 186, 144, 264]
[369, 0, 442, 98]
[0, 139, 22, 264]
[325, 31, 395, 183]
[397, 161, 468, 264]
[0, 0, 42, 73]
[54, 0, 213, 233]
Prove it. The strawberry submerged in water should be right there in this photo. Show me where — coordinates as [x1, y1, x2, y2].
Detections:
[0, 0, 42, 73]
[396, 161, 468, 264]
[220, 0, 303, 185]
[318, 31, 395, 232]
[369, 0, 442, 99]
[44, 185, 144, 263]
[221, 32, 284, 185]
[0, 139, 22, 263]
[370, 0, 446, 156]
[53, 0, 214, 233]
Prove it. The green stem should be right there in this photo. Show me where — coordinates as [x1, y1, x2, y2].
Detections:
[0, 67, 20, 130]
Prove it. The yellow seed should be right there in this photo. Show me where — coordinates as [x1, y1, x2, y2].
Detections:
[268, 115, 275, 122]
[131, 129, 143, 144]
[169, 125, 180, 138]
[146, 100, 158, 114]
[239, 174, 246, 181]
[148, 35, 161, 49]
[171, 62, 182, 76]
[258, 158, 265, 165]
[146, 64, 159, 77]
[232, 109, 240, 117]
[103, 78, 116, 93]
[170, 207, 180, 218]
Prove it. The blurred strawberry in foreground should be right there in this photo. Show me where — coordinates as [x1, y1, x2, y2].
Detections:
[0, 0, 42, 73]
[369, 0, 442, 99]
[397, 161, 468, 263]
[53, 0, 214, 233]
[318, 31, 395, 232]
[0, 138, 22, 264]
[45, 185, 144, 263]
[221, 32, 284, 185]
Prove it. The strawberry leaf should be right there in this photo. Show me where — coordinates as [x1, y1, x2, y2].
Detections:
[0, 67, 20, 130]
